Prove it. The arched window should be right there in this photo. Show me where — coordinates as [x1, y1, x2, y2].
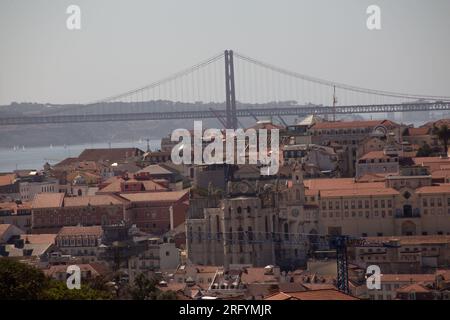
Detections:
[238, 226, 244, 241]
[248, 226, 253, 241]
[237, 206, 242, 214]
[296, 189, 301, 200]
[247, 206, 251, 213]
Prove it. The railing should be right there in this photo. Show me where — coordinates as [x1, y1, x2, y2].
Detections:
[394, 213, 421, 219]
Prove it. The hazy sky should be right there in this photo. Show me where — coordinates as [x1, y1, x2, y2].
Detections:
[0, 0, 449, 105]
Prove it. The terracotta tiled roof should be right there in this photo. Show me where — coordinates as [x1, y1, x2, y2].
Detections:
[364, 235, 450, 245]
[57, 225, 103, 237]
[0, 173, 16, 186]
[99, 178, 167, 193]
[137, 164, 174, 175]
[44, 264, 101, 277]
[78, 148, 143, 162]
[422, 119, 450, 129]
[360, 151, 395, 160]
[320, 187, 398, 197]
[416, 184, 450, 194]
[54, 157, 78, 167]
[407, 127, 430, 136]
[0, 201, 32, 213]
[304, 179, 385, 191]
[265, 289, 358, 300]
[396, 283, 431, 293]
[63, 195, 125, 207]
[380, 274, 435, 283]
[0, 224, 12, 237]
[247, 121, 284, 131]
[413, 157, 450, 172]
[312, 119, 397, 130]
[240, 268, 279, 284]
[119, 190, 189, 203]
[32, 193, 65, 209]
[20, 234, 56, 244]
[304, 178, 397, 197]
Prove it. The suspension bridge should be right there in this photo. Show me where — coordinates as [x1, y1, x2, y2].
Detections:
[1, 50, 450, 128]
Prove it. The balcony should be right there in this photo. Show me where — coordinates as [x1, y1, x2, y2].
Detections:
[394, 207, 421, 219]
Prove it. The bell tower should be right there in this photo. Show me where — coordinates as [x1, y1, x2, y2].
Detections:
[289, 161, 305, 205]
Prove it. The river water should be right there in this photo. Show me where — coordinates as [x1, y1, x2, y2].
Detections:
[0, 140, 161, 173]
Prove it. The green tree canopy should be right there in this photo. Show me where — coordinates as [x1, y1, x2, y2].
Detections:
[0, 258, 113, 300]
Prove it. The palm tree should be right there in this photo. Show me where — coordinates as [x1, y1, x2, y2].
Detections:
[433, 124, 450, 156]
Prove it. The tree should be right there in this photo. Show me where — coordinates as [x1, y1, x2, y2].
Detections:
[128, 273, 177, 300]
[129, 273, 159, 300]
[0, 258, 49, 300]
[41, 280, 112, 300]
[0, 259, 112, 300]
[155, 290, 177, 300]
[433, 124, 450, 155]
[417, 143, 432, 157]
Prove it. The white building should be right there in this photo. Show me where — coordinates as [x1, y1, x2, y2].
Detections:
[20, 178, 59, 201]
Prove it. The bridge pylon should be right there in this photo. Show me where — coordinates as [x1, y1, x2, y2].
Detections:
[224, 50, 238, 129]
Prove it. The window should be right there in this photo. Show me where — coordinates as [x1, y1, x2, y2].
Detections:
[423, 198, 428, 207]
[365, 200, 370, 209]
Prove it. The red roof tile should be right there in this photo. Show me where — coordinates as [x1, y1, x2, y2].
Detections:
[265, 289, 358, 300]
[32, 193, 65, 209]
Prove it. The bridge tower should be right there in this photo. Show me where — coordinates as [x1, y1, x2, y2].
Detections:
[224, 50, 238, 129]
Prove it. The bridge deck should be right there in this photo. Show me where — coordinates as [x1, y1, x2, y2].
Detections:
[0, 102, 449, 125]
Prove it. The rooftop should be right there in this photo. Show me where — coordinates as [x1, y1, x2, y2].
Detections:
[416, 184, 450, 194]
[312, 119, 397, 130]
[0, 173, 16, 186]
[360, 150, 397, 161]
[265, 289, 359, 300]
[119, 190, 189, 203]
[78, 148, 143, 162]
[57, 225, 103, 237]
[63, 195, 125, 207]
[32, 193, 65, 209]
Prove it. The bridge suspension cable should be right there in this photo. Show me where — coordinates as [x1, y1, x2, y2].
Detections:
[91, 51, 224, 104]
[233, 51, 450, 102]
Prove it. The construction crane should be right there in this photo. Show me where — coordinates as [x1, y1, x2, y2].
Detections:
[328, 235, 397, 294]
